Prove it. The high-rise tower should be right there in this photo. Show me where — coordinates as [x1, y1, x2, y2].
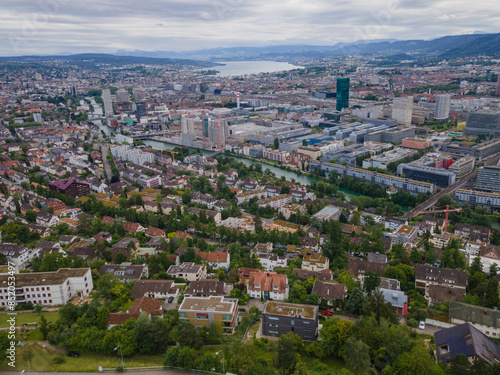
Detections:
[336, 78, 350, 111]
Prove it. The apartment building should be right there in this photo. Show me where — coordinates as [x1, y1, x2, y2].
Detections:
[167, 262, 207, 282]
[262, 301, 318, 340]
[302, 253, 330, 272]
[178, 295, 239, 334]
[248, 272, 289, 301]
[0, 268, 93, 307]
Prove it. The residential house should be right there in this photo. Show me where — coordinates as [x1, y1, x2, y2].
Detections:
[428, 285, 466, 305]
[0, 244, 30, 269]
[293, 268, 333, 281]
[414, 265, 467, 297]
[348, 257, 388, 278]
[130, 280, 179, 299]
[312, 280, 346, 309]
[379, 288, 408, 316]
[392, 224, 418, 245]
[106, 297, 163, 328]
[256, 253, 287, 272]
[198, 251, 230, 270]
[270, 220, 300, 233]
[450, 301, 500, 338]
[185, 279, 227, 297]
[99, 263, 149, 281]
[36, 211, 60, 227]
[248, 272, 289, 301]
[167, 262, 207, 282]
[434, 323, 500, 363]
[470, 245, 500, 274]
[302, 253, 330, 272]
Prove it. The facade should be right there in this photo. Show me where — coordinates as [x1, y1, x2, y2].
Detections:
[0, 268, 93, 308]
[476, 164, 500, 193]
[448, 157, 475, 178]
[401, 138, 432, 150]
[178, 295, 238, 334]
[262, 301, 318, 340]
[392, 225, 418, 245]
[455, 189, 500, 208]
[414, 265, 467, 294]
[312, 205, 340, 222]
[435, 94, 451, 120]
[336, 78, 350, 111]
[392, 97, 413, 126]
[49, 178, 90, 198]
[270, 220, 300, 233]
[185, 279, 227, 297]
[464, 110, 500, 137]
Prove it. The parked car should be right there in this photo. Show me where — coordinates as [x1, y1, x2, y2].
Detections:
[67, 351, 80, 358]
[321, 311, 333, 316]
[168, 296, 174, 303]
[418, 321, 425, 330]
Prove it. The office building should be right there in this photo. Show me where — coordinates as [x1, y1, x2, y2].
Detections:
[464, 110, 500, 137]
[435, 94, 451, 120]
[115, 89, 130, 103]
[178, 296, 239, 334]
[402, 138, 432, 150]
[476, 163, 500, 193]
[336, 78, 350, 111]
[0, 268, 93, 308]
[33, 113, 43, 123]
[441, 138, 500, 161]
[448, 157, 475, 178]
[262, 301, 318, 340]
[102, 89, 113, 117]
[392, 97, 413, 126]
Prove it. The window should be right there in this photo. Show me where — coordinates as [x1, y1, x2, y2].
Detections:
[254, 284, 261, 289]
[223, 315, 231, 321]
[196, 313, 209, 319]
[179, 312, 188, 318]
[267, 316, 279, 321]
[49, 300, 52, 303]
[439, 345, 450, 355]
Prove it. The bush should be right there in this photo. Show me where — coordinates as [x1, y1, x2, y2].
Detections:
[407, 318, 418, 328]
[115, 366, 124, 372]
[53, 356, 65, 364]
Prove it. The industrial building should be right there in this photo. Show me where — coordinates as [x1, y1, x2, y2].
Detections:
[363, 148, 417, 170]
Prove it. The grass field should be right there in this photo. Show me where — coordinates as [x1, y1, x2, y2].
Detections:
[0, 311, 59, 328]
[0, 342, 165, 372]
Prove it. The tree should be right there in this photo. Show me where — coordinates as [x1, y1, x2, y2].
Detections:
[292, 361, 310, 375]
[277, 333, 302, 374]
[25, 210, 37, 223]
[345, 287, 367, 316]
[34, 303, 43, 314]
[363, 271, 381, 293]
[367, 288, 398, 324]
[386, 345, 443, 375]
[484, 277, 499, 308]
[343, 337, 371, 375]
[319, 317, 354, 358]
[0, 331, 10, 364]
[22, 349, 34, 369]
[254, 213, 263, 234]
[178, 322, 203, 350]
[274, 137, 280, 150]
[39, 315, 49, 340]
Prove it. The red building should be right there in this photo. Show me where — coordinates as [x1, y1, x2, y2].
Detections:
[49, 178, 90, 198]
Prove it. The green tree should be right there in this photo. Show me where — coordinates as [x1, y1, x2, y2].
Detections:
[39, 314, 49, 340]
[363, 271, 381, 293]
[343, 337, 371, 375]
[274, 137, 280, 150]
[386, 345, 443, 375]
[25, 210, 37, 223]
[367, 288, 398, 324]
[277, 333, 303, 374]
[178, 322, 203, 350]
[484, 277, 499, 308]
[345, 287, 367, 316]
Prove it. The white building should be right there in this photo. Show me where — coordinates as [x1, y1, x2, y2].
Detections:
[392, 97, 413, 126]
[435, 94, 451, 120]
[0, 268, 93, 308]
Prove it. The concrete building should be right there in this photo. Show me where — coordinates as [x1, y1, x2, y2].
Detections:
[363, 147, 417, 170]
[464, 110, 500, 137]
[476, 163, 500, 193]
[262, 301, 318, 340]
[435, 94, 451, 120]
[392, 97, 413, 126]
[178, 296, 239, 334]
[0, 268, 93, 308]
[455, 189, 500, 208]
[102, 89, 113, 117]
[167, 262, 207, 282]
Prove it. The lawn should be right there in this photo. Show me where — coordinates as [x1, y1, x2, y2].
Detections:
[0, 311, 59, 328]
[0, 342, 165, 372]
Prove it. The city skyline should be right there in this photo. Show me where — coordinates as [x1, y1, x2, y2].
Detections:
[1, 0, 499, 56]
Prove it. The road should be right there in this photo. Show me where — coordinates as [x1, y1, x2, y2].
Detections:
[101, 144, 113, 180]
[402, 153, 500, 219]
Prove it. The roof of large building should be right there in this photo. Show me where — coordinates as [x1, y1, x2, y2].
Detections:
[178, 295, 236, 314]
[292, 268, 333, 281]
[49, 178, 89, 190]
[450, 301, 500, 329]
[0, 268, 89, 288]
[434, 323, 500, 364]
[263, 301, 317, 320]
[414, 265, 467, 287]
[186, 279, 226, 296]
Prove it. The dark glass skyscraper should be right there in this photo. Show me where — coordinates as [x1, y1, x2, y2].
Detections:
[336, 77, 350, 111]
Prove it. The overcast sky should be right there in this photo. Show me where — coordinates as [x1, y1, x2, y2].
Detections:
[1, 0, 499, 56]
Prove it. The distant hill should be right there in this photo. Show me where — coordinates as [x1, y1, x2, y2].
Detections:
[0, 53, 215, 68]
[114, 33, 500, 60]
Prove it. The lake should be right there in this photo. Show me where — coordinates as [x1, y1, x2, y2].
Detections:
[200, 60, 303, 76]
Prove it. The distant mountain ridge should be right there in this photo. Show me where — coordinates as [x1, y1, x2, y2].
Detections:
[114, 33, 500, 60]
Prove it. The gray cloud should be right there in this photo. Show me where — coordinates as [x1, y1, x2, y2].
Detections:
[0, 0, 498, 56]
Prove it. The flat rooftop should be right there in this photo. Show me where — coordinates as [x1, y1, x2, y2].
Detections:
[179, 295, 236, 313]
[0, 268, 89, 288]
[264, 301, 317, 319]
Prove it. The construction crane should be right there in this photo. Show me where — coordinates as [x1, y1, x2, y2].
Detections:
[413, 205, 462, 233]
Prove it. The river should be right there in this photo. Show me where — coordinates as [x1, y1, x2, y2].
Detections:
[140, 139, 360, 201]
